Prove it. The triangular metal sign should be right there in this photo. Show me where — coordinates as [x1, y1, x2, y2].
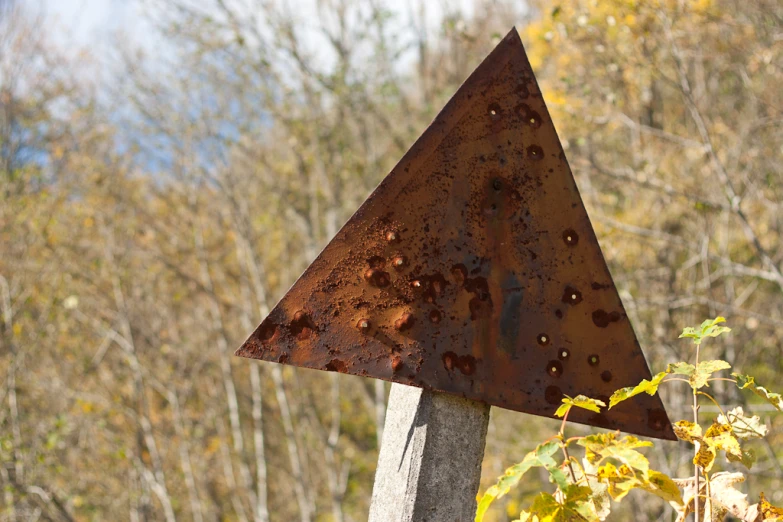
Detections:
[237, 28, 676, 440]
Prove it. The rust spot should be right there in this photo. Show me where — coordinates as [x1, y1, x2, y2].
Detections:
[364, 268, 391, 288]
[592, 309, 622, 328]
[391, 355, 403, 373]
[469, 297, 492, 320]
[256, 323, 278, 343]
[647, 408, 669, 432]
[547, 360, 563, 378]
[601, 370, 613, 383]
[429, 309, 442, 323]
[492, 178, 503, 191]
[291, 311, 314, 341]
[555, 309, 563, 319]
[442, 351, 477, 375]
[442, 351, 456, 372]
[325, 359, 347, 373]
[588, 354, 600, 366]
[562, 286, 582, 305]
[527, 144, 543, 160]
[278, 353, 289, 364]
[563, 229, 579, 246]
[545, 385, 562, 405]
[394, 312, 415, 332]
[591, 282, 612, 290]
[450, 264, 468, 285]
[367, 255, 385, 268]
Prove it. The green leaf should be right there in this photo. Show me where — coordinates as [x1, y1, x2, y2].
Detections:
[717, 406, 767, 439]
[475, 441, 559, 520]
[734, 373, 783, 411]
[548, 466, 570, 491]
[666, 360, 730, 389]
[679, 316, 731, 345]
[578, 433, 652, 476]
[692, 360, 731, 388]
[555, 395, 606, 417]
[529, 486, 597, 522]
[667, 361, 696, 376]
[608, 371, 667, 409]
[726, 447, 756, 469]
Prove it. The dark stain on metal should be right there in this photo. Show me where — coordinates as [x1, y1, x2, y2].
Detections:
[601, 370, 613, 383]
[544, 385, 562, 405]
[593, 309, 623, 328]
[443, 351, 477, 376]
[235, 28, 676, 441]
[391, 355, 403, 373]
[394, 313, 415, 332]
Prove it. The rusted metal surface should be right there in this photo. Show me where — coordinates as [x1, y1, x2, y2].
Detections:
[236, 28, 676, 440]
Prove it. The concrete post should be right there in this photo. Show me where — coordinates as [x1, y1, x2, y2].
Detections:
[369, 383, 491, 522]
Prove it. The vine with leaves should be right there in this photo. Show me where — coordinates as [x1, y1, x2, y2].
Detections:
[475, 317, 783, 522]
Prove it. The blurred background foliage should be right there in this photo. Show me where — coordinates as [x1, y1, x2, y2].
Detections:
[0, 0, 781, 520]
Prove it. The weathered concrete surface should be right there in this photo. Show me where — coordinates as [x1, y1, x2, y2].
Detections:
[369, 383, 491, 522]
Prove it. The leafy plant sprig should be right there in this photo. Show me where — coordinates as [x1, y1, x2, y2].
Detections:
[475, 317, 783, 522]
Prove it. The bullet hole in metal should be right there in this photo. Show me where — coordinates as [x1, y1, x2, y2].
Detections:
[588, 354, 600, 366]
[527, 144, 544, 160]
[547, 360, 563, 378]
[429, 309, 442, 323]
[392, 256, 407, 270]
[356, 318, 370, 331]
[563, 229, 579, 246]
[391, 355, 403, 373]
[385, 230, 399, 243]
[488, 103, 501, 118]
[492, 178, 503, 191]
[537, 333, 550, 346]
[562, 286, 582, 305]
[558, 348, 570, 361]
